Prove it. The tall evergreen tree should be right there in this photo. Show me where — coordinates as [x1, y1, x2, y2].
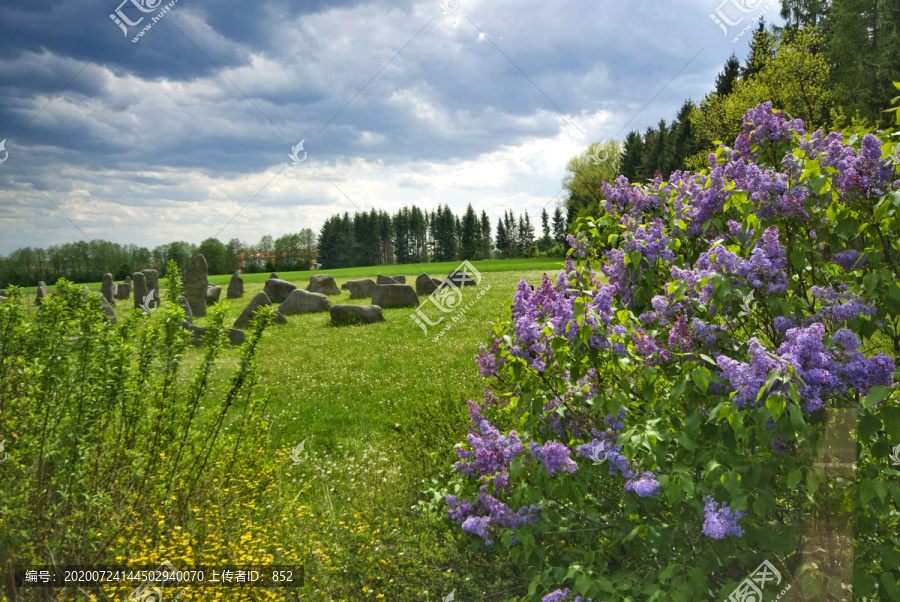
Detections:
[741, 22, 776, 81]
[518, 213, 536, 258]
[620, 130, 645, 182]
[460, 204, 479, 261]
[495, 218, 509, 260]
[480, 211, 492, 259]
[552, 206, 567, 245]
[715, 54, 741, 96]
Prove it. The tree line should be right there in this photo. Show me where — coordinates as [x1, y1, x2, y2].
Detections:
[316, 204, 570, 269]
[0, 205, 572, 286]
[565, 0, 900, 217]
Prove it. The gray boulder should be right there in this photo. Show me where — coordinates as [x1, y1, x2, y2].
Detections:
[207, 285, 222, 305]
[227, 271, 244, 299]
[101, 273, 116, 305]
[393, 275, 406, 284]
[330, 304, 386, 325]
[446, 267, 477, 287]
[372, 284, 419, 308]
[376, 274, 402, 285]
[99, 294, 117, 324]
[142, 269, 160, 303]
[278, 289, 332, 315]
[184, 254, 209, 317]
[263, 278, 297, 303]
[234, 292, 287, 329]
[341, 278, 377, 299]
[269, 272, 279, 279]
[306, 274, 341, 295]
[35, 281, 48, 305]
[184, 324, 246, 346]
[415, 273, 443, 296]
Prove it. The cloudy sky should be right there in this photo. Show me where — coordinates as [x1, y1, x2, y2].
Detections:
[0, 0, 782, 255]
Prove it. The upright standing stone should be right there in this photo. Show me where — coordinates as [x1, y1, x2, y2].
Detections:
[101, 273, 116, 305]
[142, 269, 160, 304]
[269, 272, 279, 280]
[227, 271, 244, 299]
[99, 294, 118, 324]
[132, 272, 149, 311]
[180, 296, 193, 325]
[35, 281, 47, 305]
[117, 276, 132, 300]
[184, 254, 209, 317]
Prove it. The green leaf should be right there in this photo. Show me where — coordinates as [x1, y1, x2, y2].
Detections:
[692, 367, 711, 393]
[880, 571, 900, 600]
[865, 385, 891, 408]
[677, 431, 696, 453]
[809, 174, 830, 194]
[575, 574, 593, 596]
[788, 468, 802, 489]
[863, 271, 880, 292]
[766, 394, 786, 422]
[861, 479, 877, 505]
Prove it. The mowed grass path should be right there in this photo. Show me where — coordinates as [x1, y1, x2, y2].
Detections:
[27, 258, 564, 455]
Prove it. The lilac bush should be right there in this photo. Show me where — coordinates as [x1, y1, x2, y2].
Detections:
[443, 99, 900, 600]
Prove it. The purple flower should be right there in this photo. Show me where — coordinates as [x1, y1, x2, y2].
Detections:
[831, 250, 866, 271]
[567, 234, 589, 259]
[530, 441, 577, 476]
[702, 496, 746, 539]
[454, 417, 525, 478]
[625, 472, 663, 498]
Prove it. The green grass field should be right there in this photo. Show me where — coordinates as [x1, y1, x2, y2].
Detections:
[9, 257, 569, 598]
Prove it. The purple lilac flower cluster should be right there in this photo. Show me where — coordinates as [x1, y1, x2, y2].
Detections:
[454, 414, 525, 478]
[702, 496, 746, 539]
[736, 101, 805, 158]
[601, 175, 664, 217]
[446, 492, 541, 545]
[529, 441, 578, 476]
[717, 323, 895, 413]
[810, 285, 876, 323]
[542, 589, 591, 602]
[622, 218, 676, 263]
[567, 234, 589, 259]
[831, 249, 866, 271]
[624, 471, 663, 498]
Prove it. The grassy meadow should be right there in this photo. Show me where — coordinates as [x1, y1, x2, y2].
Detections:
[6, 257, 567, 601]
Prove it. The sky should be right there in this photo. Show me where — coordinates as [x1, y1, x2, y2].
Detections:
[0, 0, 783, 255]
